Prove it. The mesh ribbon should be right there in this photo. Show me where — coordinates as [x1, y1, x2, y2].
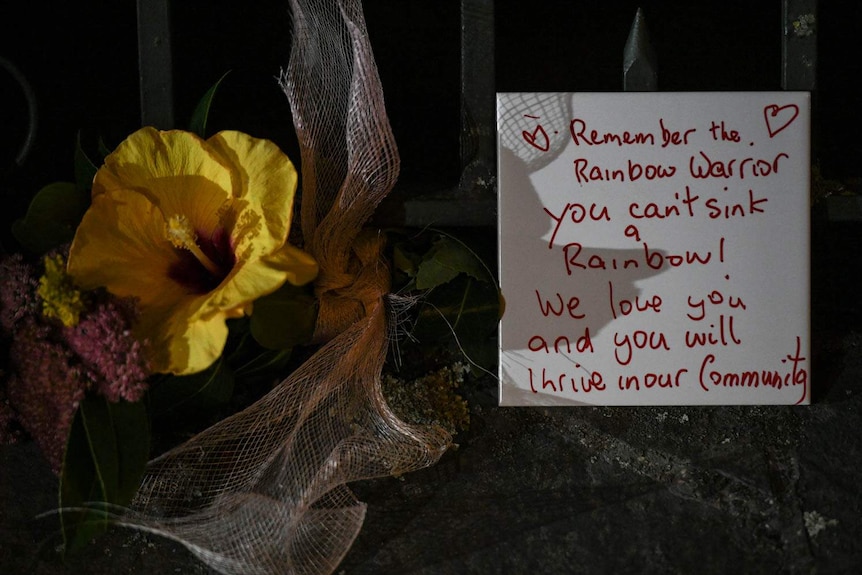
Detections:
[119, 1, 452, 573]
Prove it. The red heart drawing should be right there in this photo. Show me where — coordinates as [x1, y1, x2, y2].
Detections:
[763, 104, 799, 138]
[522, 125, 550, 152]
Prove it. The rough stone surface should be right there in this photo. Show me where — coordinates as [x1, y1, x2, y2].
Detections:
[3, 276, 861, 574]
[337, 337, 862, 574]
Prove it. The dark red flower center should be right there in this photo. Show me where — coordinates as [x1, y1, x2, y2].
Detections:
[168, 227, 236, 294]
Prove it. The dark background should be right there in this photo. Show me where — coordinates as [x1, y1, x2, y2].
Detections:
[1, 2, 859, 215]
[2, 2, 862, 574]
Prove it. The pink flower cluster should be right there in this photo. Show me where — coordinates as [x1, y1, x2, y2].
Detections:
[5, 318, 87, 471]
[0, 254, 150, 472]
[0, 254, 39, 446]
[64, 296, 150, 403]
[0, 254, 38, 331]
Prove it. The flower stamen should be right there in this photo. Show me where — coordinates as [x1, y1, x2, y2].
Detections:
[165, 214, 221, 276]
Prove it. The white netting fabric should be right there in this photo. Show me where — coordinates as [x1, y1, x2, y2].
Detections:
[118, 1, 452, 573]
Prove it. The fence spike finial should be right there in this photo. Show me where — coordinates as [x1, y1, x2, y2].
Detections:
[623, 7, 657, 91]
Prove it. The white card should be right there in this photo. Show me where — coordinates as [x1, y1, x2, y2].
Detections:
[497, 92, 810, 406]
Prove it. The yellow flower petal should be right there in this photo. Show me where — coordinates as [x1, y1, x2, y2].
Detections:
[95, 128, 233, 236]
[207, 130, 298, 243]
[67, 127, 317, 375]
[264, 244, 319, 287]
[69, 188, 187, 307]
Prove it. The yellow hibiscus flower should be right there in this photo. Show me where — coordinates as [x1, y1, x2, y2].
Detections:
[67, 127, 317, 375]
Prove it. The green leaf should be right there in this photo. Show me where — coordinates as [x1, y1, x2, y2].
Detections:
[189, 71, 230, 138]
[97, 137, 113, 160]
[73, 133, 99, 190]
[60, 397, 149, 553]
[250, 283, 317, 350]
[392, 242, 422, 278]
[415, 236, 490, 290]
[226, 320, 295, 380]
[148, 357, 235, 416]
[414, 275, 500, 344]
[412, 276, 501, 372]
[11, 182, 90, 254]
[233, 348, 294, 379]
[60, 409, 105, 551]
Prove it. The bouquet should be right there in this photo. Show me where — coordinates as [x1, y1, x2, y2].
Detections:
[1, 1, 499, 573]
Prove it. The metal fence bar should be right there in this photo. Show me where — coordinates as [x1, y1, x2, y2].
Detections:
[459, 0, 496, 196]
[782, 0, 817, 91]
[132, 2, 826, 225]
[395, 0, 497, 227]
[137, 0, 175, 129]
